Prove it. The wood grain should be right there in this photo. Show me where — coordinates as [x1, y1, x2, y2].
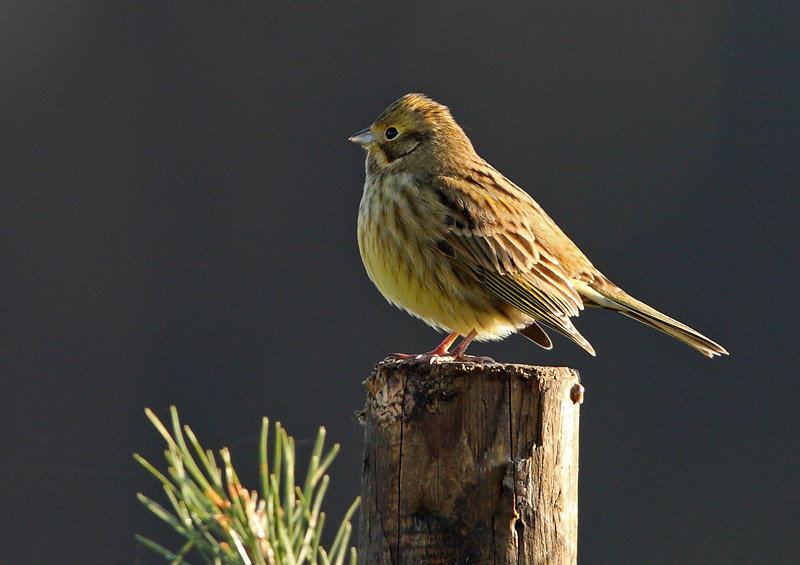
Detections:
[358, 358, 581, 564]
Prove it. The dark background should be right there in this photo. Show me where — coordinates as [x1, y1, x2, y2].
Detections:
[2, 2, 798, 563]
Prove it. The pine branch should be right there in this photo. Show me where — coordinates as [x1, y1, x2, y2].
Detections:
[135, 406, 359, 565]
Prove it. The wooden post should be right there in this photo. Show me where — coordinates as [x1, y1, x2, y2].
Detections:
[358, 358, 582, 565]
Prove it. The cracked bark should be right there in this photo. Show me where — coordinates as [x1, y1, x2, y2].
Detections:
[358, 358, 581, 564]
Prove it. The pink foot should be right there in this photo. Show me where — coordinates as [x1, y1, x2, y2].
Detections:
[390, 330, 495, 363]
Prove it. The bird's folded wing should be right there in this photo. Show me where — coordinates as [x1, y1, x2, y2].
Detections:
[430, 175, 594, 354]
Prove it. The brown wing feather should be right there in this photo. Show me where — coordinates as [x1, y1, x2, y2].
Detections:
[430, 173, 595, 354]
[519, 322, 553, 350]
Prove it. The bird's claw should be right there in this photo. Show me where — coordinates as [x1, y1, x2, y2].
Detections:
[389, 352, 495, 364]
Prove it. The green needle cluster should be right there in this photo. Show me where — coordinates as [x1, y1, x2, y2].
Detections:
[135, 406, 359, 565]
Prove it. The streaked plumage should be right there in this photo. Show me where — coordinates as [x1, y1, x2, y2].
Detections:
[351, 93, 728, 359]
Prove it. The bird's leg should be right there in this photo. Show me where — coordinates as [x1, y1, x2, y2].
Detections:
[392, 330, 494, 363]
[392, 331, 459, 360]
[450, 329, 495, 363]
[449, 329, 477, 357]
[430, 331, 461, 356]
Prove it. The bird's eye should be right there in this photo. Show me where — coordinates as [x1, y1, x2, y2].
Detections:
[385, 127, 398, 140]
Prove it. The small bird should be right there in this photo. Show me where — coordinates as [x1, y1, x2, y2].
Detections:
[350, 93, 727, 361]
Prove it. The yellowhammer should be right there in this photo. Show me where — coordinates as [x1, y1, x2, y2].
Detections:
[351, 93, 727, 361]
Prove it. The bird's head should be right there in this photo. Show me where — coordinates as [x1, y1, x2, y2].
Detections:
[349, 93, 475, 174]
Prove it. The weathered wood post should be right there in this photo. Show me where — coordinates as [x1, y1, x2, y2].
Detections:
[358, 358, 583, 564]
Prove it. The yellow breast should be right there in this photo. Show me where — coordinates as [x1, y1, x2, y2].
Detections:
[356, 174, 525, 340]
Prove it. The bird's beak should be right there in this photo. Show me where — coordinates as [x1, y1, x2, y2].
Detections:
[349, 128, 375, 147]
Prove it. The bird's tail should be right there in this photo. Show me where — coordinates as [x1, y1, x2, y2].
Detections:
[575, 281, 728, 358]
